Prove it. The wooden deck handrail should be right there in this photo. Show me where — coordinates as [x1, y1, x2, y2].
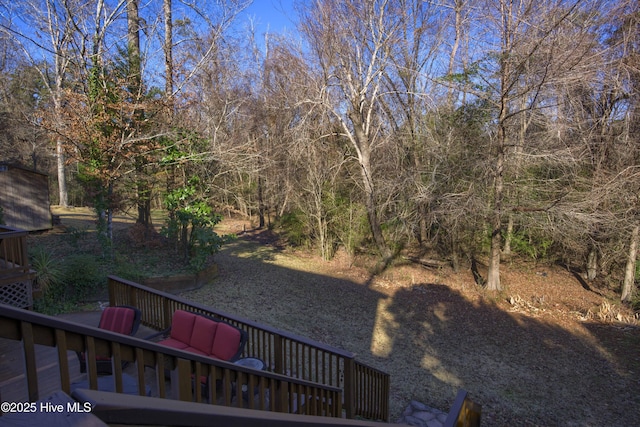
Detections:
[108, 275, 355, 358]
[0, 225, 30, 237]
[443, 389, 482, 427]
[0, 304, 343, 418]
[0, 226, 33, 309]
[0, 226, 30, 273]
[107, 275, 391, 421]
[73, 388, 408, 427]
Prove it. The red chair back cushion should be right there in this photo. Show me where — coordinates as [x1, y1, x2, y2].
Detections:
[211, 322, 241, 361]
[99, 307, 136, 335]
[189, 315, 218, 354]
[170, 310, 197, 343]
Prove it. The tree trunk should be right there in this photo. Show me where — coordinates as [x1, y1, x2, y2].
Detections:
[163, 0, 173, 106]
[621, 225, 638, 302]
[257, 176, 265, 229]
[486, 112, 506, 291]
[503, 214, 514, 256]
[127, 0, 150, 227]
[55, 138, 68, 207]
[350, 115, 392, 261]
[587, 248, 598, 281]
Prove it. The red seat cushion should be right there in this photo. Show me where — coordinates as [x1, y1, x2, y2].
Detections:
[211, 322, 241, 361]
[99, 307, 136, 335]
[184, 346, 209, 356]
[189, 316, 218, 354]
[158, 338, 190, 350]
[170, 310, 197, 343]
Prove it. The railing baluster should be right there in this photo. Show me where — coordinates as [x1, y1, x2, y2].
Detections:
[135, 347, 145, 396]
[156, 351, 166, 398]
[223, 368, 232, 406]
[85, 336, 98, 389]
[175, 358, 192, 401]
[55, 329, 71, 394]
[20, 321, 38, 401]
[194, 362, 203, 403]
[113, 342, 124, 392]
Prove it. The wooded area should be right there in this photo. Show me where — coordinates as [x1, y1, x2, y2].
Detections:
[0, 0, 638, 301]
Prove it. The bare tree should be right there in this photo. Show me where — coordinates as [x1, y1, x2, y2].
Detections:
[298, 0, 403, 261]
[467, 0, 594, 290]
[0, 0, 94, 206]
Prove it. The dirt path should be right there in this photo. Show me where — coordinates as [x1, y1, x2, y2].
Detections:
[48, 208, 640, 425]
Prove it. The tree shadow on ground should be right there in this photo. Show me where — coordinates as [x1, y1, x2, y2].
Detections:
[187, 232, 640, 425]
[380, 283, 640, 426]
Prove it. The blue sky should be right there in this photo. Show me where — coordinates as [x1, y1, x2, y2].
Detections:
[241, 0, 298, 35]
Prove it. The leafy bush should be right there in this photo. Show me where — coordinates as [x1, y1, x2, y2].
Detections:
[330, 199, 369, 258]
[162, 178, 229, 271]
[63, 225, 89, 248]
[36, 254, 104, 314]
[277, 210, 311, 247]
[506, 230, 553, 260]
[61, 254, 103, 300]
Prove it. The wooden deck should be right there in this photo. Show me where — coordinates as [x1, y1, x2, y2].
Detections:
[0, 310, 160, 403]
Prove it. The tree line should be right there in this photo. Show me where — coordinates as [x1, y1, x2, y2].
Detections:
[0, 0, 638, 302]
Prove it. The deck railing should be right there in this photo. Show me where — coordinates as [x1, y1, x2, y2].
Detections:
[0, 226, 30, 277]
[0, 303, 343, 418]
[443, 389, 482, 427]
[0, 226, 34, 308]
[108, 275, 391, 421]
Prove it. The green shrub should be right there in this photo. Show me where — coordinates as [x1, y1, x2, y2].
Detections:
[331, 199, 368, 258]
[35, 277, 76, 315]
[29, 246, 63, 294]
[63, 226, 89, 248]
[506, 230, 553, 260]
[162, 177, 229, 269]
[61, 254, 104, 301]
[277, 210, 311, 247]
[37, 254, 105, 314]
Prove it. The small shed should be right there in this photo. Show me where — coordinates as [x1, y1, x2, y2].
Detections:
[0, 163, 52, 231]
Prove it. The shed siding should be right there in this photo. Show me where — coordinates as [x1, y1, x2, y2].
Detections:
[0, 166, 52, 231]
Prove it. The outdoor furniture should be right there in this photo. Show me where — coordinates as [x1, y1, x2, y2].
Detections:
[149, 309, 247, 363]
[148, 309, 248, 400]
[234, 357, 265, 371]
[77, 305, 142, 375]
[233, 357, 266, 403]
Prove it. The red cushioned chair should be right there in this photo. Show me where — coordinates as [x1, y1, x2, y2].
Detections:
[77, 305, 142, 375]
[152, 310, 246, 363]
[148, 310, 247, 399]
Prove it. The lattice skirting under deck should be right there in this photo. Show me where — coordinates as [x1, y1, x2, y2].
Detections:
[0, 280, 33, 309]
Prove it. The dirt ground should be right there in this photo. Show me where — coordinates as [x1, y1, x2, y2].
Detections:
[46, 208, 640, 426]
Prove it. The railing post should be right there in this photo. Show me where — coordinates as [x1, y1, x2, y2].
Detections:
[173, 358, 193, 402]
[128, 283, 137, 309]
[274, 334, 284, 375]
[163, 298, 172, 330]
[108, 277, 116, 307]
[20, 321, 39, 402]
[277, 380, 288, 413]
[343, 357, 355, 419]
